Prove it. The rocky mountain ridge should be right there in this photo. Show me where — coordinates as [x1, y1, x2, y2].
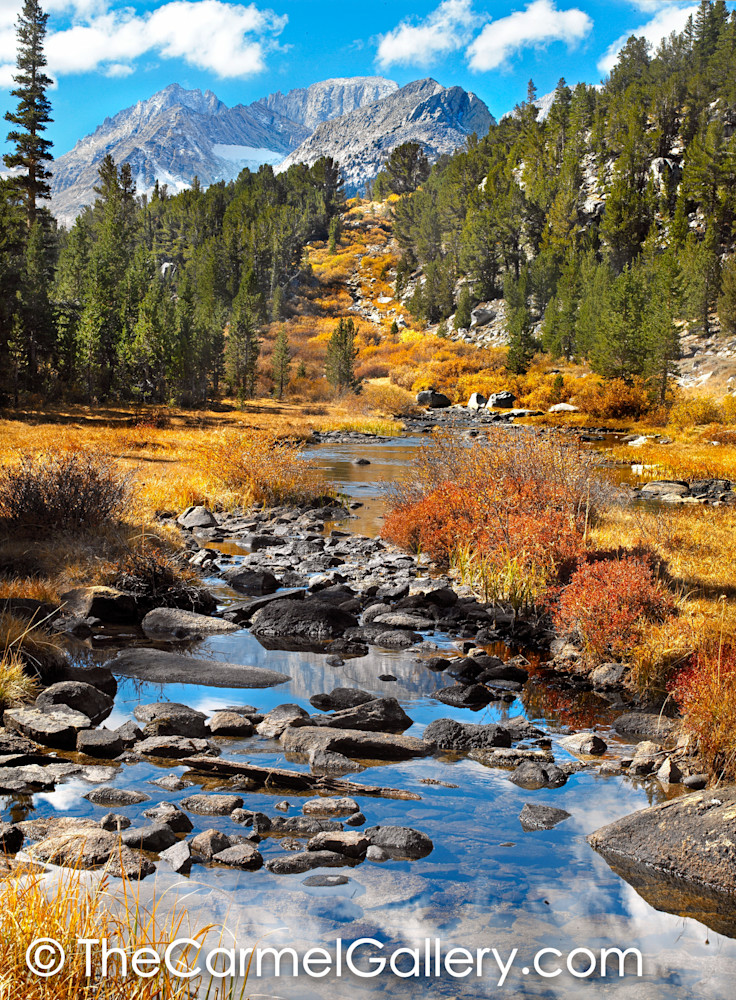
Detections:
[256, 77, 398, 130]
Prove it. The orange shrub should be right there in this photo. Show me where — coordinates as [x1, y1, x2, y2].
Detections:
[671, 647, 736, 780]
[553, 556, 675, 660]
[572, 376, 659, 420]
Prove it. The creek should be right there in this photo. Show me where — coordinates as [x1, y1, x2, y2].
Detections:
[4, 430, 736, 999]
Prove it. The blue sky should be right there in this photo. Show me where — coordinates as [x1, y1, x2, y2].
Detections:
[1, 1, 733, 156]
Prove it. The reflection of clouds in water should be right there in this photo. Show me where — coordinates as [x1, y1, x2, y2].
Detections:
[36, 778, 88, 812]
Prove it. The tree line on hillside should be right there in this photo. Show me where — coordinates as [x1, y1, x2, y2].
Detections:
[393, 0, 736, 397]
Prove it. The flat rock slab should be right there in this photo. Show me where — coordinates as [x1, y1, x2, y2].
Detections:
[212, 843, 263, 870]
[4, 706, 91, 750]
[312, 697, 413, 733]
[613, 713, 677, 741]
[424, 718, 511, 751]
[142, 607, 240, 637]
[26, 829, 155, 879]
[134, 736, 219, 759]
[282, 726, 432, 761]
[589, 786, 736, 894]
[110, 649, 289, 689]
[85, 787, 150, 807]
[266, 850, 354, 874]
[519, 803, 572, 831]
[180, 794, 244, 816]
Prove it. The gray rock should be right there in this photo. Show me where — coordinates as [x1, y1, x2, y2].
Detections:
[256, 703, 310, 739]
[508, 761, 568, 789]
[36, 681, 113, 723]
[424, 718, 511, 751]
[366, 845, 389, 862]
[282, 725, 431, 761]
[559, 732, 607, 756]
[160, 839, 192, 873]
[519, 803, 571, 831]
[433, 684, 493, 709]
[365, 825, 433, 859]
[302, 797, 359, 817]
[307, 831, 368, 858]
[266, 850, 351, 874]
[589, 786, 736, 893]
[488, 391, 516, 408]
[111, 648, 289, 689]
[177, 505, 218, 529]
[640, 481, 690, 497]
[346, 812, 366, 827]
[657, 757, 683, 785]
[180, 794, 244, 816]
[251, 598, 358, 641]
[312, 697, 412, 733]
[99, 814, 131, 832]
[76, 729, 124, 758]
[120, 824, 177, 852]
[85, 787, 150, 807]
[191, 829, 232, 859]
[308, 749, 364, 773]
[106, 848, 157, 880]
[0, 822, 23, 853]
[212, 843, 263, 869]
[142, 607, 239, 637]
[60, 586, 138, 623]
[113, 721, 144, 747]
[134, 736, 218, 759]
[208, 711, 255, 737]
[135, 702, 209, 739]
[149, 773, 193, 792]
[4, 706, 91, 750]
[416, 390, 451, 408]
[613, 713, 677, 741]
[683, 773, 708, 790]
[629, 740, 667, 776]
[57, 664, 118, 698]
[309, 688, 374, 711]
[143, 802, 193, 832]
[222, 567, 278, 594]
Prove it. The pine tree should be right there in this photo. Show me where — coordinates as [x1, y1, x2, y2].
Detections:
[718, 255, 736, 335]
[226, 276, 260, 398]
[328, 215, 341, 254]
[504, 270, 536, 375]
[682, 226, 721, 334]
[4, 0, 53, 227]
[383, 142, 431, 195]
[325, 317, 357, 390]
[454, 286, 473, 330]
[271, 325, 291, 398]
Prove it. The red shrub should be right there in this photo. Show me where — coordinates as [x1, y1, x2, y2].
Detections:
[553, 556, 674, 660]
[670, 648, 736, 780]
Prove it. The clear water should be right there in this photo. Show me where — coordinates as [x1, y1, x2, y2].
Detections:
[4, 433, 735, 999]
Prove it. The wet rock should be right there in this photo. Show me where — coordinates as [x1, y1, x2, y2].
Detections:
[613, 713, 677, 741]
[266, 851, 351, 874]
[302, 797, 359, 817]
[589, 786, 736, 893]
[213, 843, 263, 869]
[475, 660, 529, 684]
[424, 718, 511, 751]
[657, 757, 683, 785]
[589, 662, 628, 690]
[191, 829, 232, 859]
[274, 800, 290, 812]
[256, 704, 310, 739]
[471, 747, 555, 769]
[366, 845, 389, 862]
[4, 706, 91, 750]
[177, 506, 218, 529]
[208, 711, 255, 737]
[0, 728, 42, 755]
[223, 589, 306, 624]
[244, 533, 288, 551]
[258, 815, 343, 836]
[282, 725, 431, 761]
[639, 480, 689, 497]
[57, 663, 118, 698]
[371, 612, 433, 630]
[423, 656, 450, 672]
[107, 847, 157, 880]
[76, 729, 124, 758]
[121, 824, 177, 853]
[365, 826, 433, 860]
[508, 761, 567, 789]
[312, 697, 412, 733]
[134, 736, 218, 759]
[160, 839, 192, 874]
[143, 802, 193, 833]
[309, 688, 373, 711]
[222, 567, 279, 594]
[36, 681, 114, 724]
[684, 773, 708, 790]
[308, 749, 364, 774]
[0, 823, 23, 853]
[629, 740, 667, 776]
[142, 607, 239, 637]
[85, 787, 150, 807]
[134, 703, 209, 739]
[149, 773, 193, 792]
[113, 721, 144, 747]
[416, 390, 451, 408]
[60, 586, 138, 624]
[559, 733, 607, 756]
[308, 831, 369, 859]
[519, 803, 571, 831]
[433, 684, 494, 709]
[302, 874, 350, 886]
[180, 794, 244, 816]
[346, 812, 366, 827]
[111, 649, 289, 689]
[250, 599, 358, 641]
[99, 814, 131, 832]
[27, 829, 133, 872]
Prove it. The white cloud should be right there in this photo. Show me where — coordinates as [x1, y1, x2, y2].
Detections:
[376, 0, 480, 69]
[466, 0, 592, 72]
[0, 0, 287, 83]
[598, 2, 697, 75]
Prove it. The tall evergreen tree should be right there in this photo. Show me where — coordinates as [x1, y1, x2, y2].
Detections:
[505, 270, 536, 374]
[325, 317, 357, 390]
[271, 325, 291, 399]
[3, 0, 53, 227]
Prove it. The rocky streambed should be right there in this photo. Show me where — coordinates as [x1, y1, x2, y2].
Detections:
[2, 432, 736, 998]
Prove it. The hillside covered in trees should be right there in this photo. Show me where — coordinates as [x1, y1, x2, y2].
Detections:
[2, 0, 736, 409]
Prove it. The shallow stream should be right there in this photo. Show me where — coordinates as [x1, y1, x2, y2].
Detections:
[5, 431, 736, 998]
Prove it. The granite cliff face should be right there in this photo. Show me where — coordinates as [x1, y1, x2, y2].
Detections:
[277, 79, 495, 194]
[50, 83, 309, 225]
[256, 76, 398, 130]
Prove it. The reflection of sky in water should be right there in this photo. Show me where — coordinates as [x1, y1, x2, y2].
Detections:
[4, 435, 736, 997]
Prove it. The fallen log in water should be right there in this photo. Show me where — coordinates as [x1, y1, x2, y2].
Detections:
[183, 756, 421, 801]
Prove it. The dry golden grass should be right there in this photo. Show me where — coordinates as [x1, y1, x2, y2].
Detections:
[0, 647, 38, 711]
